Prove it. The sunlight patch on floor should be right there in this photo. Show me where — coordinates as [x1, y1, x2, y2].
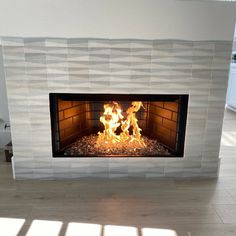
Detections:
[0, 217, 179, 236]
[0, 218, 25, 236]
[104, 225, 138, 236]
[66, 222, 101, 236]
[142, 228, 178, 236]
[26, 220, 62, 236]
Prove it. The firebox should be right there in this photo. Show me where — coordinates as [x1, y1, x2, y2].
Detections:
[49, 93, 188, 158]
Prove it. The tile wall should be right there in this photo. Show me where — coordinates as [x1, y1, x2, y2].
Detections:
[1, 37, 232, 179]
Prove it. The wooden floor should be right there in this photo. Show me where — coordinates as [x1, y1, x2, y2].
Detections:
[0, 109, 236, 236]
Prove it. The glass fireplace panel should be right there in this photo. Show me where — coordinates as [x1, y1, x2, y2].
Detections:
[49, 94, 188, 158]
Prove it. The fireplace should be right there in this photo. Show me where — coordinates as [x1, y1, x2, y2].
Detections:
[50, 93, 188, 158]
[1, 37, 231, 178]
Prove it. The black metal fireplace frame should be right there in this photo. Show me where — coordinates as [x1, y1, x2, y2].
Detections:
[49, 93, 188, 158]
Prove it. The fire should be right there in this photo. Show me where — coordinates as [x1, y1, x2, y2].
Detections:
[97, 101, 146, 148]
[97, 102, 123, 144]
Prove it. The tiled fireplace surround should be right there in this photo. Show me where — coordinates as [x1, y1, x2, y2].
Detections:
[1, 37, 232, 179]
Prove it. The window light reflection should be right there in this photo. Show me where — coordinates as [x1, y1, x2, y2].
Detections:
[142, 228, 178, 236]
[66, 222, 102, 236]
[0, 217, 25, 236]
[104, 225, 138, 236]
[26, 220, 62, 236]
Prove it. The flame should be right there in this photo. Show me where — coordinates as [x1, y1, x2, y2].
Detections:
[97, 102, 123, 144]
[97, 101, 145, 148]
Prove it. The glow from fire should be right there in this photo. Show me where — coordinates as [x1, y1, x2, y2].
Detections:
[97, 101, 146, 147]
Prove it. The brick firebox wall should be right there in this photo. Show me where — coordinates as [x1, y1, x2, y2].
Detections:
[58, 99, 87, 149]
[148, 101, 179, 151]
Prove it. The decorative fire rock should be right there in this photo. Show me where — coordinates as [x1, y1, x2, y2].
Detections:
[64, 134, 171, 157]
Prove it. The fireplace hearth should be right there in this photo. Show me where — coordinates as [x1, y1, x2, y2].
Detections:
[50, 93, 188, 158]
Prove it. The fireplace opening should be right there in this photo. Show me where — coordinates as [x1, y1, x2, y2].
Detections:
[49, 94, 188, 158]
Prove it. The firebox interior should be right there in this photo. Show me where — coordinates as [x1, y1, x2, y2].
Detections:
[50, 93, 188, 158]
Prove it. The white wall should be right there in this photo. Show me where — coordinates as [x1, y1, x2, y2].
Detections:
[0, 0, 235, 40]
[0, 46, 11, 148]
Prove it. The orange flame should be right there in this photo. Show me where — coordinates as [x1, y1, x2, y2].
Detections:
[97, 101, 145, 147]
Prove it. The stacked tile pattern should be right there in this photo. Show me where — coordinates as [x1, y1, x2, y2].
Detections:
[1, 37, 232, 179]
